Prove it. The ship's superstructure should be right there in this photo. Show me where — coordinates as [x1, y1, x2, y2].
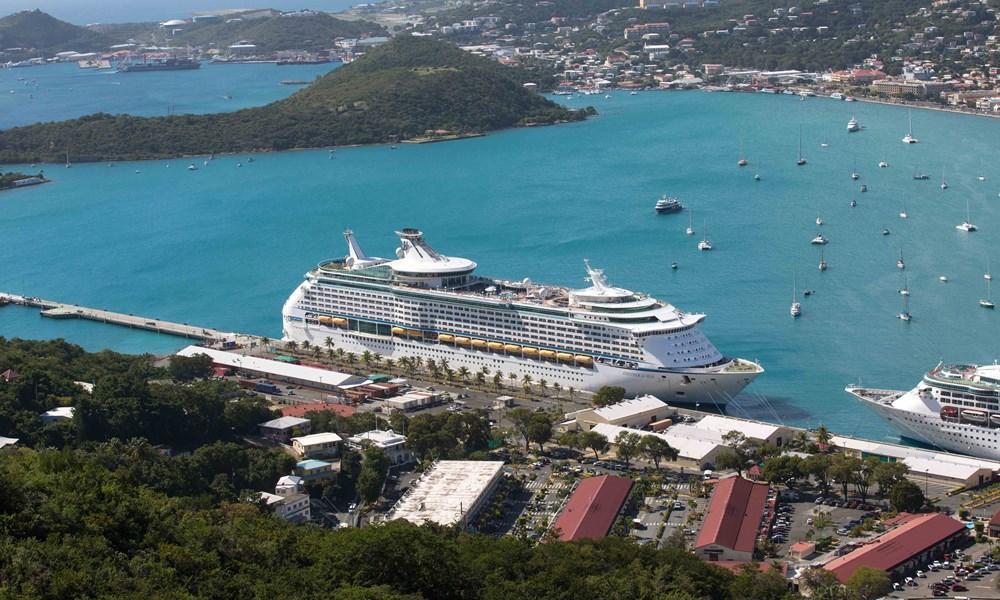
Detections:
[282, 229, 762, 404]
[848, 363, 1000, 460]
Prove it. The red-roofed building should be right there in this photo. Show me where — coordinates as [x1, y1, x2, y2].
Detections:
[281, 403, 356, 419]
[695, 476, 770, 562]
[824, 513, 966, 583]
[989, 509, 1000, 538]
[549, 475, 633, 542]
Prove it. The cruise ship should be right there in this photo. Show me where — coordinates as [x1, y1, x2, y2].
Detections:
[282, 229, 763, 405]
[847, 363, 1000, 460]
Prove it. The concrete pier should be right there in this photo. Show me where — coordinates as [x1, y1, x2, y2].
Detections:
[0, 293, 237, 342]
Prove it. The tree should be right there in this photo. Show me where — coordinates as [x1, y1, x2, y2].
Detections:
[614, 431, 642, 469]
[729, 563, 791, 600]
[492, 372, 503, 390]
[805, 453, 833, 495]
[761, 454, 803, 486]
[324, 336, 334, 351]
[508, 408, 535, 452]
[815, 424, 832, 447]
[362, 350, 372, 368]
[801, 567, 846, 600]
[167, 353, 214, 382]
[829, 453, 861, 501]
[356, 446, 390, 504]
[641, 436, 678, 469]
[873, 461, 909, 496]
[854, 457, 879, 502]
[845, 567, 890, 600]
[592, 385, 625, 407]
[457, 366, 471, 384]
[579, 430, 609, 460]
[286, 340, 298, 352]
[715, 449, 746, 477]
[526, 413, 553, 453]
[889, 479, 924, 513]
[557, 430, 580, 451]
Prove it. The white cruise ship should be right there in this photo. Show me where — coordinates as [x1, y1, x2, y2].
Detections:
[282, 229, 763, 405]
[847, 363, 1000, 460]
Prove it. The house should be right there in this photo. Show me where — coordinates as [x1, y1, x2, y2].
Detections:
[1, 368, 19, 383]
[258, 475, 310, 523]
[347, 429, 414, 465]
[40, 406, 75, 423]
[291, 432, 342, 459]
[549, 475, 634, 542]
[0, 436, 18, 450]
[295, 459, 336, 481]
[694, 476, 770, 562]
[570, 395, 670, 430]
[258, 416, 311, 441]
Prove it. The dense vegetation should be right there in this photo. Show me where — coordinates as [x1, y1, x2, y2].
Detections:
[0, 36, 590, 163]
[0, 10, 112, 56]
[0, 170, 42, 189]
[173, 12, 385, 52]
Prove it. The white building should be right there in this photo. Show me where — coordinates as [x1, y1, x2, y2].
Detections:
[386, 460, 505, 527]
[258, 475, 310, 523]
[259, 416, 311, 441]
[570, 395, 671, 430]
[0, 436, 18, 450]
[591, 422, 725, 468]
[691, 414, 793, 446]
[830, 435, 998, 488]
[347, 429, 414, 465]
[176, 346, 365, 392]
[40, 406, 75, 423]
[383, 390, 443, 412]
[291, 432, 342, 458]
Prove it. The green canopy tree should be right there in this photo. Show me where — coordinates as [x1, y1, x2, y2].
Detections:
[846, 567, 890, 600]
[889, 479, 925, 513]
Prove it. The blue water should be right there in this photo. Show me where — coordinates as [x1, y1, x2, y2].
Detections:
[0, 62, 339, 130]
[0, 1, 361, 26]
[1, 80, 999, 442]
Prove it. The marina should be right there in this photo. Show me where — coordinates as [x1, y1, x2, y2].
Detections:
[0, 78, 998, 442]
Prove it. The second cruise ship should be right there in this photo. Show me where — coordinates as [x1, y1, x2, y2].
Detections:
[848, 363, 1000, 460]
[282, 229, 763, 405]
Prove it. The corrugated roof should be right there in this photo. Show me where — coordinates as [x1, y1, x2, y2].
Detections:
[695, 476, 769, 553]
[176, 346, 364, 387]
[824, 513, 966, 582]
[695, 414, 783, 441]
[590, 423, 723, 462]
[292, 432, 342, 446]
[260, 416, 310, 430]
[550, 475, 633, 542]
[830, 434, 1000, 481]
[593, 395, 667, 422]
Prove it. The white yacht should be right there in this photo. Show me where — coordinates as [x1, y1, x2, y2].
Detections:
[902, 110, 919, 144]
[897, 249, 905, 270]
[816, 217, 824, 226]
[956, 201, 977, 232]
[847, 116, 860, 132]
[818, 248, 827, 272]
[811, 234, 828, 245]
[847, 363, 1000, 461]
[790, 274, 802, 318]
[685, 210, 695, 236]
[282, 229, 762, 405]
[898, 290, 911, 322]
[982, 277, 995, 309]
[655, 196, 683, 214]
[796, 126, 807, 166]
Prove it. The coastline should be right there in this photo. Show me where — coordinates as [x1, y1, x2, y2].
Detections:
[848, 94, 1000, 120]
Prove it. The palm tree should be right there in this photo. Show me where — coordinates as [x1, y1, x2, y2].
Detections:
[567, 387, 575, 402]
[439, 359, 450, 373]
[346, 352, 357, 365]
[372, 353, 383, 369]
[508, 372, 518, 386]
[335, 348, 345, 360]
[413, 356, 424, 372]
[324, 336, 334, 351]
[425, 358, 437, 374]
[475, 372, 486, 387]
[384, 358, 395, 374]
[552, 382, 562, 398]
[260, 336, 271, 349]
[815, 424, 832, 447]
[457, 366, 471, 384]
[444, 368, 456, 383]
[301, 340, 311, 353]
[326, 348, 336, 361]
[361, 350, 372, 367]
[537, 379, 548, 396]
[312, 347, 321, 358]
[479, 366, 490, 377]
[286, 340, 299, 352]
[521, 374, 533, 396]
[493, 372, 503, 390]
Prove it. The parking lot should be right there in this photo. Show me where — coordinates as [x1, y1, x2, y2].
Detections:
[888, 543, 999, 598]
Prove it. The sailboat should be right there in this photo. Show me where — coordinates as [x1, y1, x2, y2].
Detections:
[985, 257, 992, 281]
[899, 200, 908, 219]
[698, 222, 712, 251]
[818, 248, 828, 272]
[899, 273, 911, 296]
[737, 136, 748, 167]
[754, 161, 761, 181]
[65, 148, 71, 169]
[790, 274, 802, 318]
[686, 210, 695, 236]
[796, 126, 807, 166]
[898, 290, 912, 321]
[940, 168, 948, 190]
[982, 277, 995, 309]
[902, 110, 918, 144]
[912, 166, 929, 180]
[956, 200, 977, 232]
[896, 248, 905, 270]
[851, 158, 860, 180]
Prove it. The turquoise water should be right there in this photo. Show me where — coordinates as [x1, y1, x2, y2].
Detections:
[1, 84, 999, 441]
[0, 62, 339, 130]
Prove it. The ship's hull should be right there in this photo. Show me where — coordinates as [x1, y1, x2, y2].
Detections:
[282, 318, 757, 406]
[854, 392, 1000, 461]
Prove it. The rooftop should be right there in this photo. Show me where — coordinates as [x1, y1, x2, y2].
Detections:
[590, 423, 723, 462]
[292, 432, 342, 446]
[296, 459, 332, 470]
[387, 460, 505, 526]
[176, 346, 364, 388]
[830, 434, 1000, 480]
[281, 403, 356, 418]
[695, 476, 769, 553]
[260, 416, 311, 430]
[40, 406, 75, 420]
[593, 395, 668, 422]
[694, 414, 784, 441]
[824, 513, 966, 582]
[349, 429, 406, 447]
[550, 475, 634, 541]
[0, 436, 18, 449]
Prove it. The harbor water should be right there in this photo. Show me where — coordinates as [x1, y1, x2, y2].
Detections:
[1, 65, 999, 442]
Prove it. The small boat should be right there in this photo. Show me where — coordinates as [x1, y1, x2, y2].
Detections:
[896, 249, 905, 270]
[902, 110, 918, 144]
[698, 223, 713, 251]
[655, 196, 683, 214]
[899, 274, 910, 297]
[810, 234, 828, 245]
[753, 172, 761, 181]
[803, 289, 814, 296]
[898, 290, 911, 322]
[685, 209, 695, 235]
[845, 96, 856, 102]
[859, 184, 867, 193]
[796, 125, 807, 166]
[816, 217, 824, 226]
[900, 200, 908, 219]
[978, 176, 986, 181]
[912, 168, 929, 180]
[940, 276, 949, 282]
[851, 159, 860, 180]
[134, 169, 141, 174]
[986, 258, 993, 281]
[878, 159, 889, 168]
[882, 227, 890, 236]
[630, 91, 638, 96]
[187, 163, 198, 171]
[981, 276, 995, 309]
[818, 248, 827, 272]
[737, 136, 748, 167]
[237, 162, 242, 167]
[850, 199, 857, 208]
[247, 157, 254, 162]
[940, 168, 948, 190]
[956, 200, 977, 232]
[671, 261, 678, 270]
[847, 116, 860, 132]
[962, 409, 987, 423]
[791, 274, 802, 317]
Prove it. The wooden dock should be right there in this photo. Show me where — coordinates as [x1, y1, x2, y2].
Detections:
[0, 293, 237, 342]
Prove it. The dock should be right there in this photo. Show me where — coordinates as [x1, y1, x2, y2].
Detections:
[0, 293, 237, 342]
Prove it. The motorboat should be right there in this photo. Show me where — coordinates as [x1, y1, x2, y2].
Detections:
[655, 196, 683, 214]
[811, 234, 828, 245]
[816, 217, 824, 226]
[796, 126, 807, 166]
[847, 116, 860, 132]
[882, 228, 891, 236]
[860, 184, 867, 193]
[791, 274, 802, 317]
[685, 210, 695, 235]
[878, 160, 889, 168]
[187, 163, 198, 171]
[819, 248, 828, 272]
[897, 249, 905, 270]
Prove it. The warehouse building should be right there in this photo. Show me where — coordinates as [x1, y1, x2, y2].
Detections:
[694, 476, 770, 562]
[691, 414, 793, 447]
[830, 435, 998, 488]
[823, 513, 967, 582]
[569, 395, 671, 430]
[590, 422, 726, 468]
[549, 475, 634, 542]
[386, 460, 505, 527]
[176, 345, 366, 392]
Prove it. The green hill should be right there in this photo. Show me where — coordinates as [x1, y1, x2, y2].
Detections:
[0, 36, 591, 164]
[175, 12, 385, 52]
[0, 10, 112, 55]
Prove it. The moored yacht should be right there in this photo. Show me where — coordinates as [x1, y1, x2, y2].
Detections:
[847, 116, 860, 132]
[902, 110, 919, 144]
[282, 229, 762, 405]
[655, 196, 683, 214]
[848, 363, 1000, 460]
[956, 200, 977, 232]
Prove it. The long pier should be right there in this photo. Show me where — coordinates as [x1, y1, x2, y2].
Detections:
[0, 293, 237, 342]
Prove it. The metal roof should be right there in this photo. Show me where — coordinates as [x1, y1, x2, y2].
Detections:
[292, 432, 342, 446]
[695, 414, 784, 441]
[824, 513, 966, 582]
[592, 395, 668, 422]
[176, 346, 364, 388]
[695, 476, 769, 553]
[590, 423, 724, 462]
[550, 475, 633, 542]
[387, 460, 504, 526]
[260, 416, 310, 430]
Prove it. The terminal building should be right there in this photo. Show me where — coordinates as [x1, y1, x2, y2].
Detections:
[568, 395, 671, 430]
[549, 475, 634, 542]
[176, 345, 366, 392]
[694, 476, 770, 562]
[830, 435, 999, 488]
[386, 460, 505, 528]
